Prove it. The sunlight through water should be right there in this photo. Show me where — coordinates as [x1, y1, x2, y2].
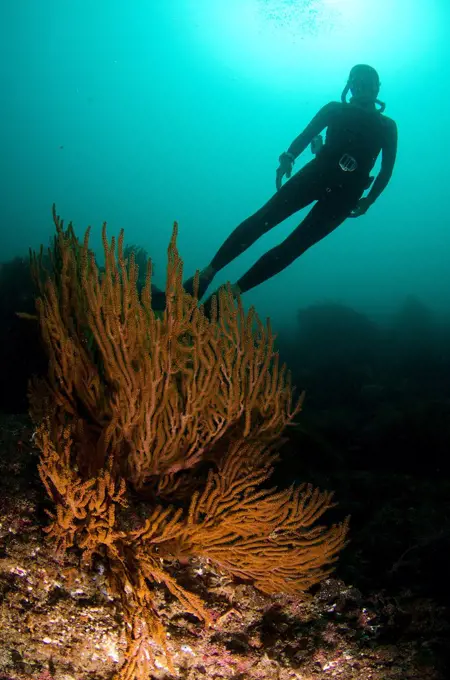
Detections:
[186, 0, 440, 88]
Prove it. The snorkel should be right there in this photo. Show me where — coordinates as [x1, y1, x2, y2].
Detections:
[341, 64, 386, 113]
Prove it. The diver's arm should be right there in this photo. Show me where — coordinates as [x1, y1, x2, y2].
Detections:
[286, 102, 337, 159]
[365, 119, 398, 206]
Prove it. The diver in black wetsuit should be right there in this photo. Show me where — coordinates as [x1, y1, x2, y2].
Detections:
[183, 64, 398, 305]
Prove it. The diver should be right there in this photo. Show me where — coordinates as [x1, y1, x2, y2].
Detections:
[182, 64, 398, 307]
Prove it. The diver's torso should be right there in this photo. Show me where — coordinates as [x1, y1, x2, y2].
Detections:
[317, 101, 392, 178]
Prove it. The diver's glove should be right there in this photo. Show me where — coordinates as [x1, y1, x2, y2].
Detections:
[276, 152, 295, 191]
[349, 197, 371, 218]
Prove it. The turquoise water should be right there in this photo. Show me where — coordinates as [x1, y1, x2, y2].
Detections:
[1, 0, 449, 329]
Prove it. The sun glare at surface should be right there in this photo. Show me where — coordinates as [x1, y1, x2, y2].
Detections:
[185, 0, 440, 88]
[248, 0, 364, 42]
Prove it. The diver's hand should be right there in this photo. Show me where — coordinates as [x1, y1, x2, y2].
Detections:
[350, 197, 371, 218]
[276, 152, 295, 191]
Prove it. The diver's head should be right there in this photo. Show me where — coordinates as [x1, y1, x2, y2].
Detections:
[341, 64, 385, 112]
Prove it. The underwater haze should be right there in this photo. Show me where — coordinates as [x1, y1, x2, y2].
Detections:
[1, 0, 449, 329]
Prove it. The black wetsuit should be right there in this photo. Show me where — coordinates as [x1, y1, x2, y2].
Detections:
[209, 100, 398, 294]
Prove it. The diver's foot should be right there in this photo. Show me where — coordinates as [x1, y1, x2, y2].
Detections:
[183, 265, 216, 299]
[202, 283, 241, 320]
[151, 285, 166, 311]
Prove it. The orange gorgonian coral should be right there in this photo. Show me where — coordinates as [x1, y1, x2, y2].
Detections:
[29, 206, 348, 679]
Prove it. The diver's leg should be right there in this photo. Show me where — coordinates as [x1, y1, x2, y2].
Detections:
[235, 188, 359, 294]
[184, 164, 320, 298]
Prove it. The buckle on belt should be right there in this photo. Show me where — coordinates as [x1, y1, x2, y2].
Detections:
[339, 154, 358, 172]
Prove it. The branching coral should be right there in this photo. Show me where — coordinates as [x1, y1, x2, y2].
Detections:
[30, 207, 298, 492]
[29, 205, 349, 679]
